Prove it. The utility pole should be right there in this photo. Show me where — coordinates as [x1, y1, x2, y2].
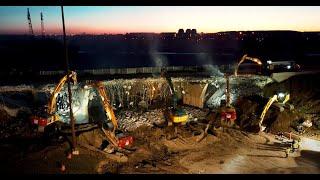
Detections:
[61, 5, 77, 154]
[27, 8, 34, 36]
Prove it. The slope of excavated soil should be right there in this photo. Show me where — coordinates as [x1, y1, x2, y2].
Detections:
[1, 124, 320, 174]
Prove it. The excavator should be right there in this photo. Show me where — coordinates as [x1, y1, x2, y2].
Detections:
[30, 71, 78, 132]
[220, 74, 237, 127]
[30, 72, 132, 149]
[161, 68, 188, 126]
[208, 54, 260, 127]
[90, 81, 120, 147]
[234, 54, 262, 76]
[258, 92, 293, 132]
[46, 71, 78, 126]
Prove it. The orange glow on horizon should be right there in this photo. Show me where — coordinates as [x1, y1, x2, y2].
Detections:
[1, 6, 320, 35]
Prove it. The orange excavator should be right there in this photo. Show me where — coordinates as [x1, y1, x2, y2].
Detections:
[30, 72, 132, 149]
[234, 54, 262, 76]
[30, 71, 78, 132]
[90, 81, 120, 147]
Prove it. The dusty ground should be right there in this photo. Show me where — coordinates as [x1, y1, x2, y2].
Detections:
[1, 125, 319, 174]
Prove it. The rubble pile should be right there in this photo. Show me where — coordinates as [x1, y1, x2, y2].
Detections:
[235, 96, 263, 132]
[0, 105, 32, 139]
[0, 107, 12, 127]
[269, 112, 300, 133]
[102, 78, 172, 110]
[231, 75, 273, 103]
[0, 85, 34, 93]
[117, 109, 165, 132]
[206, 75, 273, 108]
[116, 105, 209, 132]
[0, 90, 34, 139]
[184, 106, 209, 122]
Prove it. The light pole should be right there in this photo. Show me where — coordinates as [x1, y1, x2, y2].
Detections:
[61, 5, 77, 153]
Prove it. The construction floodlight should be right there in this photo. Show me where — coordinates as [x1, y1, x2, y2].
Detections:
[278, 92, 285, 99]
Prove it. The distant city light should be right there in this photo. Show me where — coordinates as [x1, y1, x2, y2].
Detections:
[267, 60, 272, 64]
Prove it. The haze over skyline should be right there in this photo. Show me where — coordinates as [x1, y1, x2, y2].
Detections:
[1, 6, 320, 35]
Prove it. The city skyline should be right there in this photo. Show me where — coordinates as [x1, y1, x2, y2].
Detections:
[1, 6, 320, 35]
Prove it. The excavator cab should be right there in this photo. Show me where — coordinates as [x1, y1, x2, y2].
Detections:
[219, 102, 237, 128]
[165, 107, 189, 126]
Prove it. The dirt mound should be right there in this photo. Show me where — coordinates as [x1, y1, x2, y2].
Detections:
[268, 111, 300, 133]
[235, 95, 267, 132]
[117, 126, 172, 172]
[0, 107, 12, 124]
[0, 106, 32, 139]
[264, 73, 320, 131]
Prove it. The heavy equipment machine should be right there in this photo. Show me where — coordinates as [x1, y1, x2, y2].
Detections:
[46, 71, 78, 126]
[31, 71, 78, 132]
[258, 92, 293, 132]
[206, 74, 237, 128]
[161, 68, 188, 126]
[234, 54, 262, 76]
[30, 72, 132, 149]
[219, 74, 237, 127]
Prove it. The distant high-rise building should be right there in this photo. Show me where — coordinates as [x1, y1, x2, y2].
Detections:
[177, 29, 185, 39]
[185, 29, 192, 38]
[178, 29, 184, 34]
[191, 29, 197, 39]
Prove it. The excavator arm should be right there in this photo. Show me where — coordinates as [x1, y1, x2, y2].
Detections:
[47, 71, 77, 124]
[94, 82, 118, 132]
[282, 94, 290, 104]
[258, 95, 278, 131]
[234, 54, 262, 76]
[92, 81, 119, 146]
[161, 69, 177, 109]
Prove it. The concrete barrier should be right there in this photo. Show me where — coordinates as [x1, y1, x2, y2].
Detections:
[271, 71, 320, 83]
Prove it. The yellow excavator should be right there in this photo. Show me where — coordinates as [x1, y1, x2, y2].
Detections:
[234, 54, 262, 76]
[161, 68, 188, 126]
[258, 92, 291, 132]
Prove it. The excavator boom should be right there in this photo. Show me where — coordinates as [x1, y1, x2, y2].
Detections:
[161, 68, 188, 125]
[47, 71, 77, 123]
[161, 69, 177, 109]
[93, 81, 118, 132]
[258, 95, 278, 131]
[235, 54, 262, 76]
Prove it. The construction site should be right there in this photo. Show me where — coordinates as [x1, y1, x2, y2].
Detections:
[0, 61, 320, 174]
[1, 6, 320, 174]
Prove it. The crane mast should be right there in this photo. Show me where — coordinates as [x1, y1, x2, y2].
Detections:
[27, 8, 34, 36]
[40, 12, 45, 37]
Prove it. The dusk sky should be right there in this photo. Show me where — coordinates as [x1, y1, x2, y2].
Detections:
[1, 6, 320, 35]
